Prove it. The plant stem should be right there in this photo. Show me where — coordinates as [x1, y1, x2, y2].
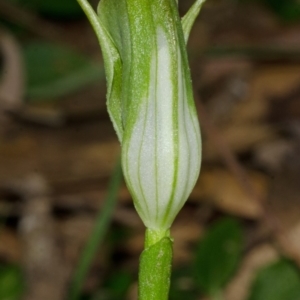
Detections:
[138, 228, 173, 300]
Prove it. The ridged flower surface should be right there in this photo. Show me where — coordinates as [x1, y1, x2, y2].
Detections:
[78, 0, 206, 230]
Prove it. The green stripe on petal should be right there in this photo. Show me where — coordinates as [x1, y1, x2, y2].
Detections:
[78, 0, 203, 231]
[120, 0, 201, 230]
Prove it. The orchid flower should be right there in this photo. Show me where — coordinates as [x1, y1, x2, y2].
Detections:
[77, 0, 206, 298]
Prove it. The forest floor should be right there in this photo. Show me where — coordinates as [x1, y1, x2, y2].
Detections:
[0, 0, 300, 299]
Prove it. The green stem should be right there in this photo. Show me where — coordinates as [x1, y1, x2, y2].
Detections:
[138, 228, 173, 300]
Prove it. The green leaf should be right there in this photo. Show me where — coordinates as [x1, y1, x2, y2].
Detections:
[104, 271, 133, 299]
[240, 0, 300, 22]
[267, 0, 300, 21]
[0, 265, 24, 300]
[31, 0, 82, 18]
[248, 259, 300, 300]
[77, 0, 123, 141]
[69, 158, 123, 300]
[181, 0, 207, 43]
[170, 265, 198, 300]
[194, 217, 243, 296]
[24, 42, 104, 100]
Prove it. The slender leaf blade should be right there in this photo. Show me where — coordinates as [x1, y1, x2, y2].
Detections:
[181, 0, 207, 43]
[77, 0, 123, 141]
[69, 158, 123, 300]
[248, 259, 300, 300]
[194, 217, 243, 295]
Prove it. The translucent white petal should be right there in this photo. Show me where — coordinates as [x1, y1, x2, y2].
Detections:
[122, 27, 201, 230]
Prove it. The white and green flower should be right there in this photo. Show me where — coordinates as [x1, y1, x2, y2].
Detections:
[77, 0, 206, 231]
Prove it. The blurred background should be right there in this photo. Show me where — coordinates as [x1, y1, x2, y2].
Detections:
[0, 0, 300, 299]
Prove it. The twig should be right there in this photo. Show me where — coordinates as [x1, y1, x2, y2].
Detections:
[18, 174, 69, 300]
[0, 28, 24, 135]
[0, 29, 24, 111]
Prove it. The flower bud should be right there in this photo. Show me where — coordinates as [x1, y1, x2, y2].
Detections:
[78, 0, 205, 230]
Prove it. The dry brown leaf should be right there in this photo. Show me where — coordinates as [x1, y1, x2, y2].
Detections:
[225, 243, 279, 300]
[0, 135, 39, 183]
[41, 140, 120, 184]
[226, 65, 300, 125]
[252, 65, 300, 97]
[57, 215, 95, 263]
[200, 57, 252, 88]
[203, 123, 276, 160]
[171, 218, 203, 264]
[124, 230, 145, 257]
[253, 139, 295, 172]
[286, 222, 300, 255]
[192, 169, 267, 218]
[0, 228, 21, 262]
[0, 28, 24, 112]
[126, 281, 138, 300]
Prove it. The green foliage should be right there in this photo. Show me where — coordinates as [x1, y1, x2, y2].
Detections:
[80, 270, 132, 300]
[0, 265, 24, 300]
[240, 0, 300, 22]
[170, 265, 198, 300]
[171, 219, 300, 299]
[23, 42, 104, 100]
[248, 259, 300, 300]
[264, 0, 300, 21]
[103, 271, 133, 300]
[194, 217, 243, 296]
[69, 159, 123, 300]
